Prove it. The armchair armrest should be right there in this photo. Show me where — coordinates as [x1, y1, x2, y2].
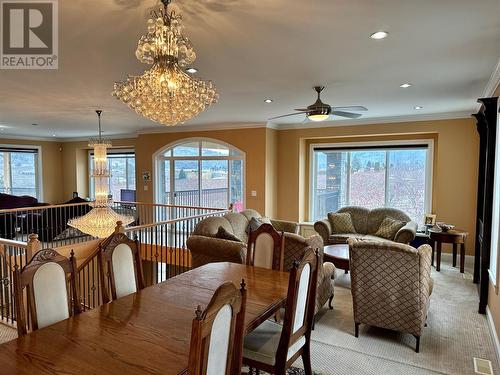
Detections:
[313, 219, 332, 245]
[270, 219, 299, 234]
[394, 221, 418, 244]
[186, 235, 246, 268]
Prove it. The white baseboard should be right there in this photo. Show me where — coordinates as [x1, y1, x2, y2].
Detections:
[486, 306, 500, 364]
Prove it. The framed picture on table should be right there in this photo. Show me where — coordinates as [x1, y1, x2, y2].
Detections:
[424, 213, 437, 226]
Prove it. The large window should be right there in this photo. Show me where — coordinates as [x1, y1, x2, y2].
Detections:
[310, 142, 432, 223]
[0, 146, 40, 198]
[89, 151, 136, 200]
[155, 139, 245, 210]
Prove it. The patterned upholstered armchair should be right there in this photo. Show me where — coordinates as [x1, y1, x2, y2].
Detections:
[348, 239, 433, 352]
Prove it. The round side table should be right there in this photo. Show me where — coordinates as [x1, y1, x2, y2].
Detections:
[428, 228, 468, 272]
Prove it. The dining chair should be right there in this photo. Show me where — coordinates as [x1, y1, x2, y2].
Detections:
[243, 248, 320, 375]
[13, 248, 81, 336]
[188, 280, 247, 375]
[99, 232, 145, 302]
[247, 223, 285, 271]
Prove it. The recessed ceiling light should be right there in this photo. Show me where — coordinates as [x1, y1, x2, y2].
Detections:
[414, 106, 423, 110]
[186, 67, 198, 74]
[264, 99, 273, 103]
[400, 83, 412, 88]
[370, 31, 388, 40]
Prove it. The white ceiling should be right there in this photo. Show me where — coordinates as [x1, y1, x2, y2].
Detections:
[0, 0, 499, 139]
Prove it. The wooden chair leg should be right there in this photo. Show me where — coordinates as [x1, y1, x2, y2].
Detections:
[414, 335, 420, 353]
[328, 293, 334, 309]
[302, 342, 313, 375]
[452, 243, 457, 267]
[355, 322, 360, 337]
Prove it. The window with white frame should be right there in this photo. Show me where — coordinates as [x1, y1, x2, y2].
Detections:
[89, 151, 136, 201]
[0, 146, 40, 199]
[155, 139, 245, 210]
[310, 141, 433, 224]
[489, 120, 500, 285]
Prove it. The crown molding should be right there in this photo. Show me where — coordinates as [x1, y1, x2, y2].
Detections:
[0, 133, 62, 142]
[272, 110, 473, 130]
[59, 133, 138, 142]
[0, 111, 476, 142]
[481, 57, 500, 98]
[137, 121, 268, 135]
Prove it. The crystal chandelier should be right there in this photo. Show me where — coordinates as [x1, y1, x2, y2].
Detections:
[112, 0, 218, 126]
[68, 110, 134, 238]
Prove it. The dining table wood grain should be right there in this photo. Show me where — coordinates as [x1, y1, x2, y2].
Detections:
[0, 262, 289, 375]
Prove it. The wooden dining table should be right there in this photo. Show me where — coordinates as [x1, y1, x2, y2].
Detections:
[0, 262, 289, 374]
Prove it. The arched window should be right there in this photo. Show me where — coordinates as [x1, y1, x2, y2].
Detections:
[155, 138, 245, 210]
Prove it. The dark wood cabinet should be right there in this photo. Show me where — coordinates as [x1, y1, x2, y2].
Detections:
[473, 96, 499, 314]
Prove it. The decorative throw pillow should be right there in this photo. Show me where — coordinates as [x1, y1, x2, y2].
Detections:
[374, 217, 406, 240]
[215, 226, 242, 242]
[328, 212, 357, 234]
[245, 217, 272, 234]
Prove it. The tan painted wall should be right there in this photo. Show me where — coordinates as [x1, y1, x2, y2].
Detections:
[277, 118, 479, 254]
[265, 128, 278, 218]
[0, 138, 64, 203]
[134, 128, 269, 214]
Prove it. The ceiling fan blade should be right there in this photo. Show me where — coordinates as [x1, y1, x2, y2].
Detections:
[294, 108, 310, 112]
[268, 112, 306, 120]
[331, 110, 363, 119]
[332, 106, 368, 111]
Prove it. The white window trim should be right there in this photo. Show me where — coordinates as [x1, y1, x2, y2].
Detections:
[308, 139, 434, 222]
[0, 144, 43, 201]
[489, 118, 500, 288]
[152, 137, 246, 209]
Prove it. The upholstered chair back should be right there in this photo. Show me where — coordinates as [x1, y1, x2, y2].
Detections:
[111, 243, 137, 298]
[348, 239, 433, 337]
[277, 249, 319, 360]
[14, 249, 81, 336]
[99, 232, 145, 302]
[247, 223, 284, 271]
[188, 281, 247, 375]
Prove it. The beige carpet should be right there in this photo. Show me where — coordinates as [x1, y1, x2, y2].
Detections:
[307, 255, 499, 375]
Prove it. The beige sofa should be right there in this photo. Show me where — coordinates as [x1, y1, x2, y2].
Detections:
[314, 206, 417, 245]
[186, 209, 335, 313]
[349, 238, 433, 352]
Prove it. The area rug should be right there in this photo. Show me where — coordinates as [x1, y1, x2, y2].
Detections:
[244, 367, 323, 375]
[306, 255, 500, 375]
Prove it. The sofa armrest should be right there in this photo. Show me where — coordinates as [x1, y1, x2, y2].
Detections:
[313, 219, 332, 245]
[270, 219, 299, 234]
[394, 221, 418, 244]
[186, 235, 246, 268]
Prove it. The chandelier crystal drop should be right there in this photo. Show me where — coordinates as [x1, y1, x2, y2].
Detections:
[68, 110, 134, 239]
[112, 0, 218, 126]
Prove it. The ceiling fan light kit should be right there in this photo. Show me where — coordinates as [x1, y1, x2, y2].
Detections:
[270, 86, 367, 123]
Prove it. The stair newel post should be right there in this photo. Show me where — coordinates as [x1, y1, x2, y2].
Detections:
[26, 233, 41, 262]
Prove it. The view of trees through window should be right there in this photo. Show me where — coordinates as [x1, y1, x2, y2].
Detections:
[312, 146, 429, 223]
[158, 140, 244, 210]
[90, 153, 136, 200]
[0, 149, 38, 198]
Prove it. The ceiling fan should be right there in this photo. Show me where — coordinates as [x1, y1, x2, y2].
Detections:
[269, 86, 367, 122]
